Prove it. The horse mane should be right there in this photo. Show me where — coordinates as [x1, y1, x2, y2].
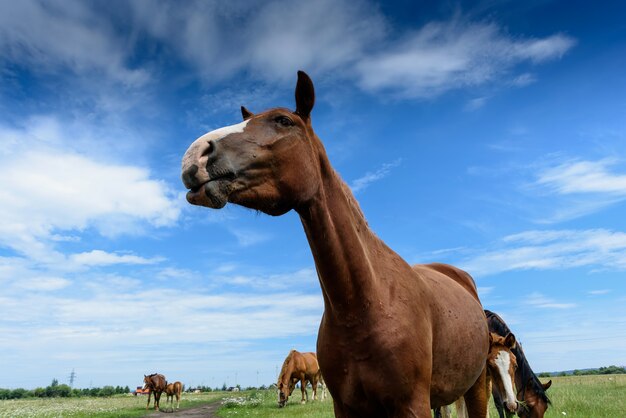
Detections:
[278, 350, 298, 383]
[337, 171, 368, 227]
[484, 310, 551, 405]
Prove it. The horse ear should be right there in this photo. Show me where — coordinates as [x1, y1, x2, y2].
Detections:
[504, 333, 517, 349]
[241, 106, 253, 120]
[294, 70, 315, 121]
[542, 380, 552, 390]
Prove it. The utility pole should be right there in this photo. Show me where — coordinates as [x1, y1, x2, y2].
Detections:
[68, 369, 76, 388]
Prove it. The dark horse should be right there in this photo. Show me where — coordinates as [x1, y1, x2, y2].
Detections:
[143, 373, 167, 411]
[277, 350, 324, 407]
[485, 310, 552, 418]
[181, 71, 489, 417]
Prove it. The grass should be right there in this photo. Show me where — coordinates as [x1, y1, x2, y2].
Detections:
[1, 375, 624, 417]
[0, 391, 224, 418]
[216, 374, 626, 418]
[216, 389, 332, 418]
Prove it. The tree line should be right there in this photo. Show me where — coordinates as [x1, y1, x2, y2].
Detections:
[537, 365, 626, 377]
[0, 379, 130, 400]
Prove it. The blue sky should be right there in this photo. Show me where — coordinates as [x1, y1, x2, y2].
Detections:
[0, 0, 625, 390]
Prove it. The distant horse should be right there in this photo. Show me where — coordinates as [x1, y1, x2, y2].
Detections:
[277, 350, 323, 407]
[164, 381, 183, 411]
[182, 70, 489, 417]
[485, 310, 552, 418]
[143, 373, 167, 411]
[434, 332, 519, 418]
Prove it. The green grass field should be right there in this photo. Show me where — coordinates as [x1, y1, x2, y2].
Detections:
[216, 374, 626, 418]
[1, 375, 624, 417]
[0, 391, 224, 418]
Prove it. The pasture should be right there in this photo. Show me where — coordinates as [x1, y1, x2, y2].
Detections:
[0, 374, 623, 417]
[216, 374, 626, 418]
[0, 391, 222, 418]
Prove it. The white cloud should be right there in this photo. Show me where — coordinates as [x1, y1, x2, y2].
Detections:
[69, 250, 164, 267]
[465, 96, 488, 111]
[527, 292, 576, 309]
[356, 21, 575, 98]
[588, 289, 611, 295]
[511, 73, 537, 87]
[14, 276, 71, 291]
[231, 229, 272, 248]
[350, 159, 402, 193]
[0, 1, 574, 100]
[0, 1, 148, 86]
[130, 0, 385, 82]
[537, 159, 626, 195]
[458, 228, 626, 277]
[0, 118, 180, 261]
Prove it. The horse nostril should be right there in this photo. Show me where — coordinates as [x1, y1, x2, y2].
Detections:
[202, 140, 215, 157]
[182, 164, 199, 190]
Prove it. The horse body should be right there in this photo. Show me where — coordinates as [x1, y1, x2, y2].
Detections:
[181, 71, 489, 417]
[143, 373, 167, 411]
[277, 350, 323, 406]
[485, 310, 552, 418]
[164, 381, 183, 410]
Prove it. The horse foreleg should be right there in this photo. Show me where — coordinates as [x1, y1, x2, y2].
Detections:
[154, 391, 161, 411]
[146, 391, 151, 410]
[300, 377, 307, 404]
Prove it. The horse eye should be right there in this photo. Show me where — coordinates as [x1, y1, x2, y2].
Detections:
[275, 116, 294, 127]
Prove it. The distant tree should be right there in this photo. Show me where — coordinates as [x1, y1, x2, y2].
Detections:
[221, 383, 227, 391]
[99, 386, 116, 397]
[124, 386, 130, 393]
[50, 378, 59, 387]
[14, 388, 30, 399]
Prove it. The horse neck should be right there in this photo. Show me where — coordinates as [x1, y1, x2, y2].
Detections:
[296, 153, 414, 319]
[279, 354, 296, 384]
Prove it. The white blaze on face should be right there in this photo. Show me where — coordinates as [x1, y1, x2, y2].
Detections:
[182, 120, 249, 171]
[495, 350, 516, 406]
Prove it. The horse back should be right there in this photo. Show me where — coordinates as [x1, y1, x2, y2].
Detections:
[421, 262, 480, 302]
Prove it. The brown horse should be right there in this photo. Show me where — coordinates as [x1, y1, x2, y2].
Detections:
[164, 381, 183, 411]
[486, 333, 519, 415]
[143, 373, 167, 411]
[435, 332, 519, 418]
[277, 350, 324, 407]
[485, 310, 552, 418]
[181, 71, 489, 417]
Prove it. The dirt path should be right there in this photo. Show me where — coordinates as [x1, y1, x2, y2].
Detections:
[145, 401, 222, 417]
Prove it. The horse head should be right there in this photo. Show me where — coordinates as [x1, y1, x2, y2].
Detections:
[277, 381, 290, 407]
[487, 332, 518, 414]
[518, 377, 552, 418]
[181, 71, 323, 216]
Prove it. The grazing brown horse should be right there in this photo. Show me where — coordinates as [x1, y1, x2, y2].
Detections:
[485, 310, 552, 418]
[143, 373, 167, 411]
[164, 381, 183, 411]
[434, 332, 519, 418]
[181, 71, 489, 417]
[277, 350, 324, 407]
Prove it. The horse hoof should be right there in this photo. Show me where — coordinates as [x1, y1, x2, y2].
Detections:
[301, 400, 306, 405]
